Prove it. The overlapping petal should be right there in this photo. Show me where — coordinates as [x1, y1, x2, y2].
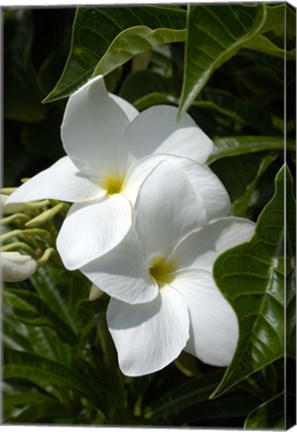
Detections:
[169, 157, 230, 220]
[118, 105, 213, 172]
[81, 229, 158, 304]
[123, 154, 230, 217]
[134, 161, 207, 263]
[170, 217, 256, 271]
[56, 194, 132, 270]
[6, 157, 105, 204]
[172, 269, 239, 366]
[109, 93, 138, 121]
[107, 285, 189, 376]
[61, 76, 130, 178]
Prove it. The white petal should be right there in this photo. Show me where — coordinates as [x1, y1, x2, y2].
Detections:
[2, 252, 37, 282]
[81, 228, 158, 304]
[107, 285, 189, 376]
[56, 194, 132, 270]
[134, 161, 207, 263]
[6, 157, 105, 204]
[167, 157, 230, 220]
[118, 104, 213, 171]
[172, 269, 238, 366]
[61, 75, 130, 178]
[170, 217, 256, 271]
[109, 93, 138, 121]
[123, 154, 229, 216]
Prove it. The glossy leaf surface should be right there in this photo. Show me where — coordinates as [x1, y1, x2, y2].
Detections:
[179, 4, 266, 117]
[44, 6, 186, 102]
[212, 166, 295, 397]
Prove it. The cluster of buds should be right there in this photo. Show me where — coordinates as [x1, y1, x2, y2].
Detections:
[1, 189, 67, 283]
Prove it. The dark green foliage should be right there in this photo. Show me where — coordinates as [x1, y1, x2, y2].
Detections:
[3, 3, 295, 428]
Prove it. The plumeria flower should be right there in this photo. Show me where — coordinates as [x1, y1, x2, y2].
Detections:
[2, 251, 37, 282]
[81, 162, 255, 376]
[6, 75, 229, 270]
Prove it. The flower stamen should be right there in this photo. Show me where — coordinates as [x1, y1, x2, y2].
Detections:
[149, 256, 176, 288]
[100, 175, 124, 195]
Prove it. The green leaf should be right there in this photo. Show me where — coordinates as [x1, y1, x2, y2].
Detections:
[120, 69, 285, 135]
[145, 369, 224, 420]
[244, 392, 286, 429]
[231, 155, 277, 217]
[237, 363, 278, 402]
[210, 153, 268, 204]
[92, 26, 186, 79]
[7, 399, 74, 424]
[245, 34, 295, 59]
[172, 393, 259, 425]
[212, 165, 295, 397]
[178, 4, 266, 118]
[4, 288, 78, 345]
[4, 348, 104, 411]
[3, 315, 34, 353]
[31, 268, 80, 335]
[208, 136, 293, 164]
[44, 6, 186, 102]
[26, 326, 73, 365]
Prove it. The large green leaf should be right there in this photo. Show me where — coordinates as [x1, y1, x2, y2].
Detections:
[178, 4, 266, 117]
[44, 6, 186, 102]
[3, 348, 104, 411]
[208, 136, 294, 164]
[245, 34, 295, 59]
[92, 26, 186, 79]
[211, 166, 295, 397]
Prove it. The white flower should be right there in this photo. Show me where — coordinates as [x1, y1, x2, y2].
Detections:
[6, 76, 229, 270]
[81, 162, 255, 376]
[2, 251, 37, 282]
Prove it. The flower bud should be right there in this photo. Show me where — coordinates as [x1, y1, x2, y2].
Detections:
[1, 194, 26, 215]
[2, 251, 37, 282]
[89, 283, 104, 301]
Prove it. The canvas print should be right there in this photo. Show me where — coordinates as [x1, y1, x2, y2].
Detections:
[1, 2, 296, 428]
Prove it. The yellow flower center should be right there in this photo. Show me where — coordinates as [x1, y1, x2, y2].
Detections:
[149, 256, 176, 288]
[100, 175, 124, 195]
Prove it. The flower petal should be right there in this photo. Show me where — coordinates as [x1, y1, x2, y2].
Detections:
[107, 285, 189, 376]
[61, 76, 130, 178]
[56, 194, 132, 270]
[172, 269, 238, 366]
[118, 105, 213, 171]
[6, 157, 105, 204]
[109, 93, 138, 121]
[170, 217, 256, 271]
[134, 161, 207, 263]
[123, 154, 229, 217]
[81, 228, 158, 304]
[167, 157, 230, 220]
